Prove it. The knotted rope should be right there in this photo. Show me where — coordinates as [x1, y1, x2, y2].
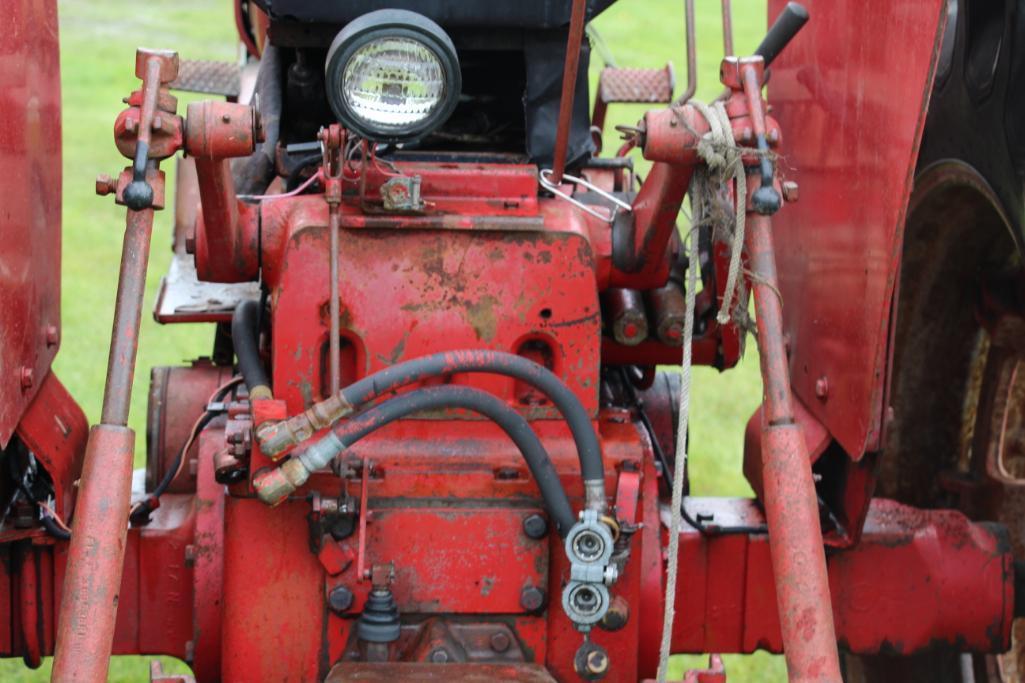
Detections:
[656, 99, 746, 683]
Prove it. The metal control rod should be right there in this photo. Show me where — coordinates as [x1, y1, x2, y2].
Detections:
[52, 49, 179, 683]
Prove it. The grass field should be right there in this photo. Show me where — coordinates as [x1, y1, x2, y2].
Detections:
[1, 0, 781, 680]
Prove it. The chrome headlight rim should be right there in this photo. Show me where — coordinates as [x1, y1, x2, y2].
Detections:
[325, 9, 461, 144]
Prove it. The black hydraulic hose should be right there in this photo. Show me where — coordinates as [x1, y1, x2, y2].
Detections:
[332, 385, 576, 537]
[232, 300, 271, 398]
[340, 350, 604, 487]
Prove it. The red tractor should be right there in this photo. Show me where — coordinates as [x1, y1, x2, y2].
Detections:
[2, 0, 1023, 681]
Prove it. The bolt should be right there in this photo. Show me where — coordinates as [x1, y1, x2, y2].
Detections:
[45, 325, 59, 347]
[184, 544, 197, 567]
[125, 117, 137, 133]
[19, 367, 33, 391]
[429, 649, 450, 663]
[327, 585, 354, 614]
[221, 113, 231, 124]
[767, 127, 780, 144]
[152, 115, 163, 131]
[489, 631, 511, 653]
[523, 513, 548, 539]
[815, 376, 829, 400]
[782, 180, 799, 202]
[95, 174, 116, 196]
[586, 650, 609, 676]
[520, 585, 546, 613]
[600, 596, 630, 631]
[741, 126, 753, 142]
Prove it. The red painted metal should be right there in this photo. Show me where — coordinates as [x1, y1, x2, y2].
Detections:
[748, 206, 841, 681]
[3, 2, 1019, 680]
[186, 100, 260, 283]
[0, 0, 62, 448]
[14, 373, 88, 523]
[190, 426, 227, 680]
[52, 50, 182, 681]
[262, 196, 602, 418]
[670, 498, 1013, 656]
[767, 0, 947, 457]
[51, 425, 135, 682]
[0, 417, 1013, 680]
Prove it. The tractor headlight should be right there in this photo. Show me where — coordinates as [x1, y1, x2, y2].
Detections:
[325, 9, 461, 144]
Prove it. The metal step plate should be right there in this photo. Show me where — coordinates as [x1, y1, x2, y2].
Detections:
[170, 59, 241, 98]
[597, 65, 675, 104]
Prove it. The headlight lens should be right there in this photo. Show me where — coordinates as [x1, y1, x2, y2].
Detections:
[342, 37, 446, 129]
[326, 10, 461, 143]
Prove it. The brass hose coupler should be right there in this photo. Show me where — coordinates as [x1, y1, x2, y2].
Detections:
[253, 431, 347, 505]
[256, 394, 353, 458]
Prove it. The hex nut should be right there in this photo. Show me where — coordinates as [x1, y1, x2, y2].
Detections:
[523, 513, 548, 540]
[328, 585, 354, 614]
[520, 586, 546, 613]
[489, 631, 511, 653]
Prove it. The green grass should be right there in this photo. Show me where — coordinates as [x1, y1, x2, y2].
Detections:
[0, 0, 781, 680]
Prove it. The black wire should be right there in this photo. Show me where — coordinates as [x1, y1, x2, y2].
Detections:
[132, 379, 239, 523]
[616, 367, 673, 497]
[6, 444, 70, 540]
[39, 513, 70, 541]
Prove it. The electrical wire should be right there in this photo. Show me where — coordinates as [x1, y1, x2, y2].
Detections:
[6, 444, 72, 539]
[130, 376, 242, 522]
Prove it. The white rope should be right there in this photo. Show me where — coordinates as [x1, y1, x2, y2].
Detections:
[656, 100, 745, 682]
[656, 201, 700, 683]
[689, 100, 746, 326]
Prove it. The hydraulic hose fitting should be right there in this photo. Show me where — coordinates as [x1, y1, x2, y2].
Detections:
[253, 458, 309, 506]
[583, 479, 607, 512]
[254, 432, 345, 505]
[256, 394, 353, 458]
[562, 510, 619, 630]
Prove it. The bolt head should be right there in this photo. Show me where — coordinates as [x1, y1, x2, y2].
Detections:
[45, 325, 59, 347]
[782, 180, 799, 202]
[429, 649, 450, 663]
[489, 631, 511, 653]
[523, 513, 548, 540]
[328, 585, 354, 614]
[815, 376, 829, 399]
[95, 174, 116, 196]
[586, 650, 609, 674]
[520, 586, 546, 613]
[599, 596, 629, 631]
[19, 367, 33, 391]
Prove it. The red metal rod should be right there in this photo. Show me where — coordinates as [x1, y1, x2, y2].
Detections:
[51, 425, 136, 682]
[550, 0, 588, 184]
[99, 206, 156, 425]
[722, 0, 734, 57]
[329, 203, 341, 396]
[100, 58, 161, 426]
[746, 211, 842, 682]
[53, 53, 171, 682]
[675, 0, 697, 104]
